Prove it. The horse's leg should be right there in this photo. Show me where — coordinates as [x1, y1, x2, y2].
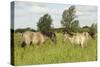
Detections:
[80, 41, 84, 48]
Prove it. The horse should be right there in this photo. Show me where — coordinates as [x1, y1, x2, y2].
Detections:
[21, 31, 45, 47]
[89, 32, 97, 39]
[41, 31, 57, 44]
[63, 32, 89, 48]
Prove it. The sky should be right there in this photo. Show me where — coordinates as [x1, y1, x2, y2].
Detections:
[13, 1, 97, 30]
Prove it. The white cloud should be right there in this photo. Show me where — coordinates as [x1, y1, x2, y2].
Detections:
[32, 6, 49, 14]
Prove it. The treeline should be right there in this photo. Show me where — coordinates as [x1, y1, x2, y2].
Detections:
[14, 23, 97, 33]
[14, 27, 36, 33]
[14, 27, 63, 33]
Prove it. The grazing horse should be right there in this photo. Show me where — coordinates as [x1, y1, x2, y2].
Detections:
[89, 32, 97, 39]
[63, 32, 89, 48]
[41, 31, 57, 44]
[21, 31, 45, 47]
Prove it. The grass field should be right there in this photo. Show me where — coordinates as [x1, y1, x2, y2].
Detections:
[14, 32, 97, 66]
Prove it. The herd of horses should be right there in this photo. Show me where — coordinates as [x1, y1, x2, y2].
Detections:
[20, 31, 96, 48]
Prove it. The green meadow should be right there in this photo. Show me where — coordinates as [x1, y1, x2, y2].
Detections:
[14, 33, 97, 65]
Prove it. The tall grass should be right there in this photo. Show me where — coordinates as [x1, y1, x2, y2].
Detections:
[14, 33, 97, 65]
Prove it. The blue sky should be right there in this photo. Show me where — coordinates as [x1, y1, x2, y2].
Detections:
[14, 1, 97, 30]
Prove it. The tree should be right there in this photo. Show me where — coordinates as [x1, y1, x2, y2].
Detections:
[87, 23, 97, 38]
[90, 23, 97, 33]
[61, 5, 80, 32]
[89, 23, 97, 34]
[71, 20, 80, 32]
[37, 13, 52, 32]
[81, 26, 90, 32]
